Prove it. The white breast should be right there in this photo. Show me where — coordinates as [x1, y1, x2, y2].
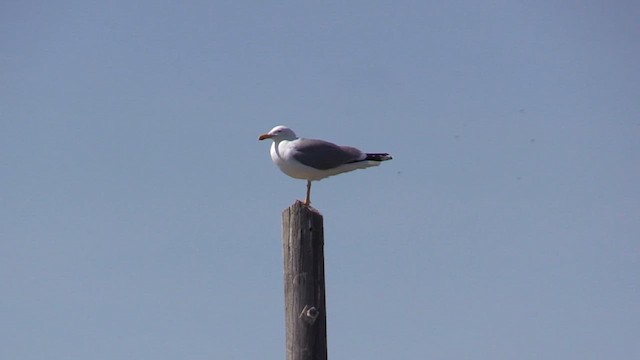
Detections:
[270, 140, 324, 180]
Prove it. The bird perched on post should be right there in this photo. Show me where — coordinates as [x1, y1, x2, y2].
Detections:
[258, 125, 392, 206]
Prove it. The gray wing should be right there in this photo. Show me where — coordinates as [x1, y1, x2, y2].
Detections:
[292, 139, 364, 170]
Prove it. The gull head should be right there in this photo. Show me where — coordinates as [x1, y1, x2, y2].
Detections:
[258, 125, 298, 141]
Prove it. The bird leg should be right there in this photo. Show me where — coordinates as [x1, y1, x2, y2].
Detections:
[304, 180, 312, 206]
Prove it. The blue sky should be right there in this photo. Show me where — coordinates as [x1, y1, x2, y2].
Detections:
[1, 1, 639, 359]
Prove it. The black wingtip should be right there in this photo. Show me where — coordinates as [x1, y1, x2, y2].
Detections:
[365, 153, 393, 161]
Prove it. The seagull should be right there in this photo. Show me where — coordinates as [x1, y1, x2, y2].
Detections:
[258, 125, 392, 206]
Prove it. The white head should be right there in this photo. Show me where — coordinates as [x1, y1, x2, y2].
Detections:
[258, 125, 298, 142]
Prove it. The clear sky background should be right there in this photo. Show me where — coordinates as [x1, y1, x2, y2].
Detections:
[2, 1, 639, 359]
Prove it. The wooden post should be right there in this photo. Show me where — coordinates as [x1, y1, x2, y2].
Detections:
[282, 201, 328, 360]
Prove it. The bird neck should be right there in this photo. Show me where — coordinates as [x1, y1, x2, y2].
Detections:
[271, 139, 294, 159]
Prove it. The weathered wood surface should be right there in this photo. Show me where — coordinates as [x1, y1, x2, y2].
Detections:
[282, 201, 327, 360]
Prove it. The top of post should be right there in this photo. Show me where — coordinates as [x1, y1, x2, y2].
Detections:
[284, 200, 323, 217]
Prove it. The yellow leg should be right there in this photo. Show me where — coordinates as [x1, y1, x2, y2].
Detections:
[304, 180, 311, 206]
